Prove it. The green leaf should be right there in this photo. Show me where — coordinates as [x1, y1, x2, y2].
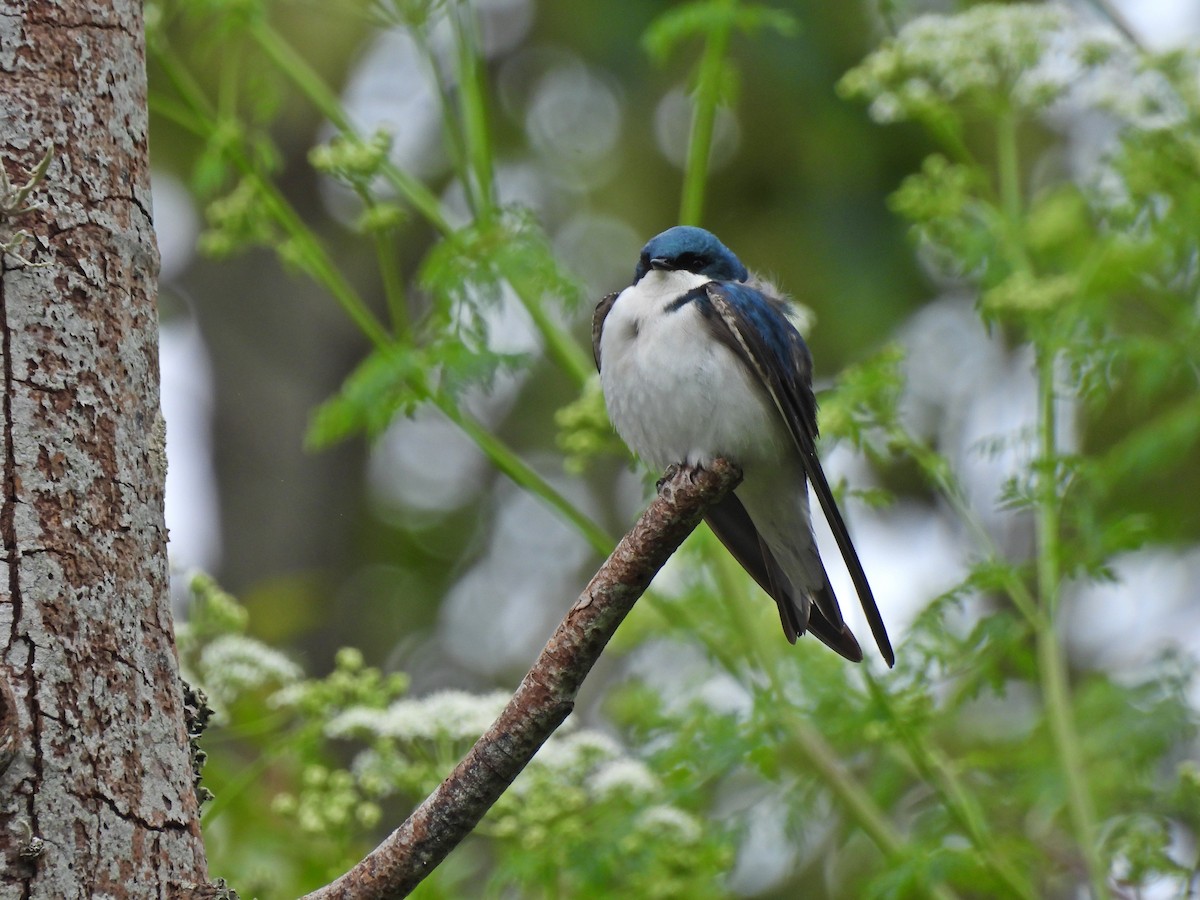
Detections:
[420, 208, 582, 345]
[305, 344, 430, 448]
[888, 154, 1001, 282]
[818, 343, 905, 448]
[306, 339, 527, 449]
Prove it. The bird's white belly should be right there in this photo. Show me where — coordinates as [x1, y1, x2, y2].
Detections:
[600, 288, 789, 473]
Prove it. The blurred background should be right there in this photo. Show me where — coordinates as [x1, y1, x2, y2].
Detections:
[147, 0, 1200, 895]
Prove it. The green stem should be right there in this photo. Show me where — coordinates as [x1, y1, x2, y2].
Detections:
[147, 93, 213, 139]
[997, 108, 1021, 225]
[997, 102, 1106, 896]
[435, 397, 613, 556]
[367, 217, 410, 336]
[255, 173, 393, 348]
[999, 108, 1105, 892]
[502, 266, 593, 387]
[899, 433, 1041, 626]
[1034, 348, 1108, 900]
[777, 704, 959, 900]
[450, 1, 496, 218]
[996, 108, 1032, 272]
[522, 292, 594, 387]
[248, 20, 452, 234]
[866, 679, 1037, 900]
[748, 657, 964, 900]
[412, 24, 471, 195]
[784, 721, 903, 854]
[679, 0, 736, 225]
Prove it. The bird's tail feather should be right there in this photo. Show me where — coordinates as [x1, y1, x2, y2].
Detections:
[704, 497, 863, 662]
[804, 585, 863, 662]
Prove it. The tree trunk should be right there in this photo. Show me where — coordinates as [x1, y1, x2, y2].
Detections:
[0, 1, 209, 896]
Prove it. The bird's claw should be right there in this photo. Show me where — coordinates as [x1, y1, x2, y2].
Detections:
[655, 464, 678, 492]
[657, 462, 703, 493]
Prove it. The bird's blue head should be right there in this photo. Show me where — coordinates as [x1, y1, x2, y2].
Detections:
[633, 226, 749, 285]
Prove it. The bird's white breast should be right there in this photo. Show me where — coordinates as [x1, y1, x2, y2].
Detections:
[599, 271, 791, 473]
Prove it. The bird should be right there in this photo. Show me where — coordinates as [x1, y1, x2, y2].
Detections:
[592, 225, 894, 666]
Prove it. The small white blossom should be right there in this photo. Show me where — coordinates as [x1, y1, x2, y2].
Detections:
[266, 682, 307, 709]
[1080, 64, 1188, 132]
[587, 758, 659, 799]
[562, 729, 623, 759]
[349, 748, 393, 795]
[326, 690, 510, 742]
[196, 634, 302, 706]
[637, 805, 703, 843]
[531, 728, 622, 774]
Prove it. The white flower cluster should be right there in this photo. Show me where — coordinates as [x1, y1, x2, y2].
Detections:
[322, 687, 702, 843]
[636, 804, 703, 843]
[841, 3, 1188, 132]
[529, 728, 620, 775]
[195, 634, 303, 708]
[842, 5, 1072, 121]
[1067, 39, 1190, 132]
[325, 689, 512, 743]
[586, 757, 659, 799]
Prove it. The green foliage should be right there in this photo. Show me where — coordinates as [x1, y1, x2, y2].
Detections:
[155, 1, 1200, 897]
[307, 208, 580, 448]
[306, 338, 524, 448]
[641, 1, 798, 65]
[887, 154, 1000, 282]
[555, 375, 631, 473]
[834, 6, 1200, 897]
[419, 207, 583, 329]
[199, 176, 279, 257]
[816, 343, 905, 449]
[309, 129, 394, 192]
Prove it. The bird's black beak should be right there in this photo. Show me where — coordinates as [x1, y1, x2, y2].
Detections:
[649, 257, 674, 271]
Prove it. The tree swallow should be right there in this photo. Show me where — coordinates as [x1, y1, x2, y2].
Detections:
[593, 226, 894, 665]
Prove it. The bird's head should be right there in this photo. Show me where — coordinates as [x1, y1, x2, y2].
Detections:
[633, 226, 749, 285]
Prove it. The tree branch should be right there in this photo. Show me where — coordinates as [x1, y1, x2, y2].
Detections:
[302, 459, 742, 900]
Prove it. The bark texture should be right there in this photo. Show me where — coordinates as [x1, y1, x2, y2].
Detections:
[0, 1, 209, 896]
[304, 460, 742, 900]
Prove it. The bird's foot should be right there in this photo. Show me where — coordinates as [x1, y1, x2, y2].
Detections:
[656, 462, 704, 493]
[655, 463, 680, 492]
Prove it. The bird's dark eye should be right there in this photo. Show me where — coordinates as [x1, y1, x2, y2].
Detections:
[676, 252, 698, 269]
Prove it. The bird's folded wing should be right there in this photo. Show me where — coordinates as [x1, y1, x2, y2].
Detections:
[702, 282, 895, 667]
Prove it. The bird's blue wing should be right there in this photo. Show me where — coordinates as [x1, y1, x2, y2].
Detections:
[702, 282, 895, 667]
